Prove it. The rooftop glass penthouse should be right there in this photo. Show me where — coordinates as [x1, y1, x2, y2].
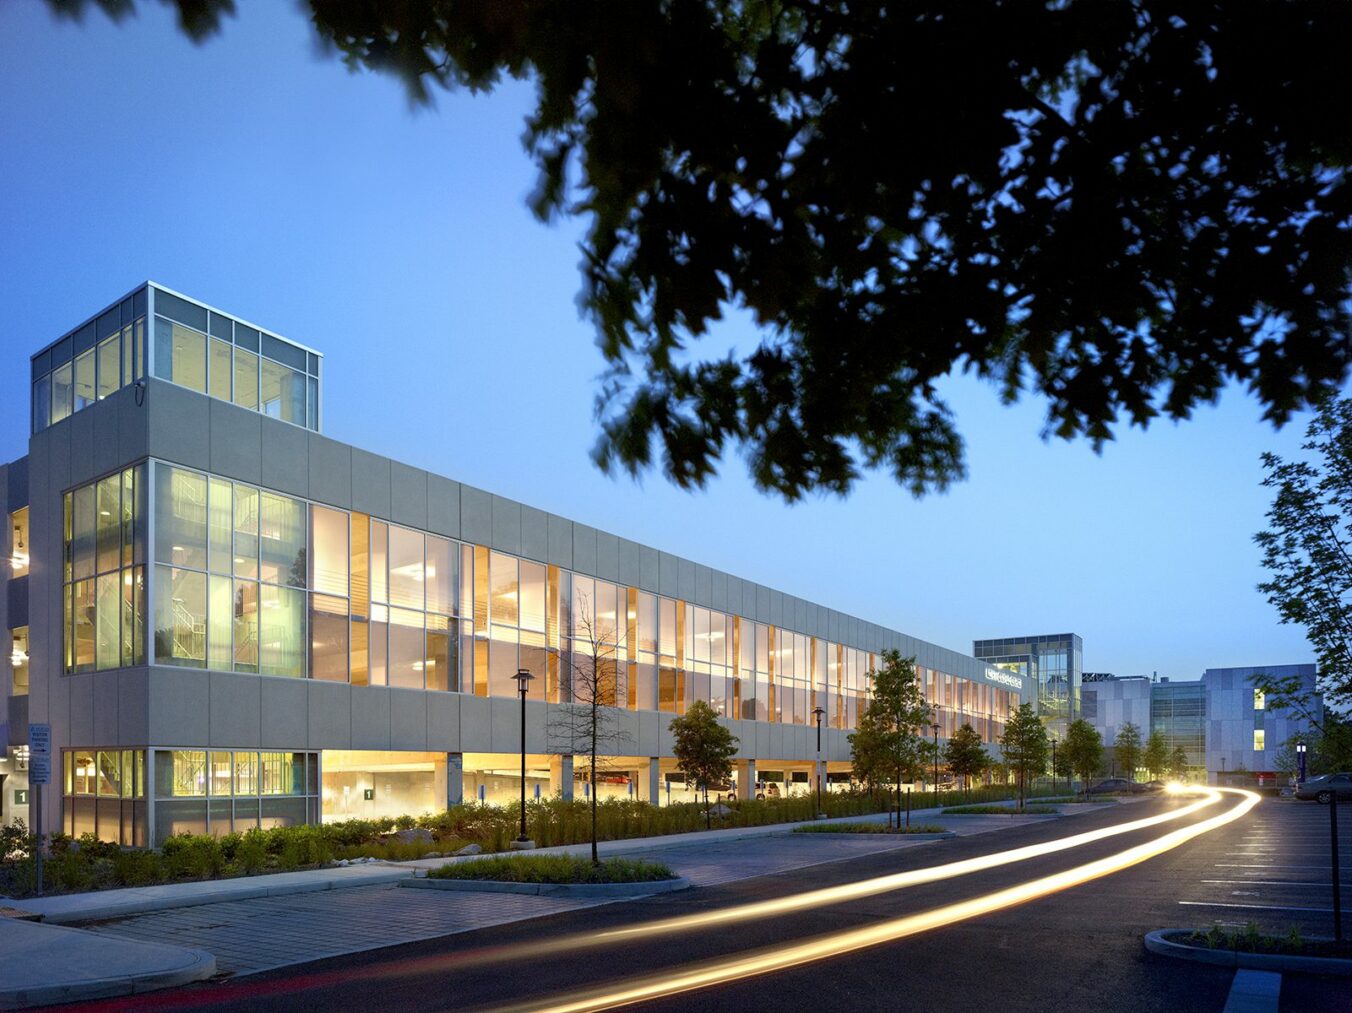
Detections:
[3, 285, 1030, 845]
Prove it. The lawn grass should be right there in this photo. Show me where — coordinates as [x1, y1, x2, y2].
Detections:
[427, 854, 676, 884]
[941, 804, 1059, 815]
[792, 822, 947, 834]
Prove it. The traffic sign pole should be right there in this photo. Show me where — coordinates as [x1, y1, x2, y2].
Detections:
[28, 724, 51, 897]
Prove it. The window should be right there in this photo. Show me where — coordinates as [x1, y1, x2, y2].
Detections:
[260, 359, 305, 424]
[1253, 729, 1266, 751]
[73, 348, 95, 411]
[9, 507, 28, 577]
[11, 627, 29, 695]
[1253, 688, 1265, 711]
[233, 347, 259, 410]
[97, 335, 120, 400]
[154, 318, 207, 393]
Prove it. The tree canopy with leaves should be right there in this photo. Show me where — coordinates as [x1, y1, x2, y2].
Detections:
[1167, 745, 1190, 780]
[669, 699, 740, 829]
[944, 722, 989, 792]
[999, 703, 1048, 809]
[55, 0, 1352, 500]
[1142, 728, 1169, 780]
[1061, 718, 1104, 794]
[848, 651, 931, 799]
[1113, 722, 1143, 779]
[1255, 396, 1352, 709]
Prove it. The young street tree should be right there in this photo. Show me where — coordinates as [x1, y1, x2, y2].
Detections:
[999, 704, 1048, 811]
[66, 1, 1352, 500]
[944, 723, 990, 793]
[1143, 729, 1170, 781]
[1062, 719, 1105, 797]
[547, 588, 632, 864]
[1167, 745, 1190, 781]
[848, 651, 932, 821]
[1114, 722, 1143, 780]
[669, 700, 740, 830]
[1255, 396, 1352, 710]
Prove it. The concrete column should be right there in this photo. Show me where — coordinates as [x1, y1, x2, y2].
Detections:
[446, 752, 464, 808]
[144, 748, 157, 848]
[647, 757, 660, 805]
[550, 755, 574, 800]
[737, 758, 757, 800]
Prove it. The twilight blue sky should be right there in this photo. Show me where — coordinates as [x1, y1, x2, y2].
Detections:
[0, 1, 1320, 679]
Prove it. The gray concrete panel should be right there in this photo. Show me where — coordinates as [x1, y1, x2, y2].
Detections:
[92, 672, 121, 744]
[678, 558, 696, 602]
[349, 685, 392, 750]
[637, 710, 660, 756]
[68, 675, 95, 747]
[694, 564, 712, 607]
[350, 449, 392, 519]
[547, 513, 573, 568]
[389, 688, 429, 750]
[148, 667, 210, 746]
[520, 505, 548, 563]
[617, 538, 641, 587]
[426, 473, 461, 538]
[259, 419, 309, 498]
[390, 462, 429, 530]
[710, 570, 728, 613]
[206, 399, 262, 487]
[458, 694, 493, 751]
[755, 584, 770, 623]
[146, 380, 211, 469]
[68, 407, 95, 485]
[572, 524, 597, 577]
[658, 552, 678, 597]
[117, 384, 149, 465]
[426, 692, 460, 751]
[460, 485, 492, 546]
[91, 400, 120, 480]
[769, 590, 785, 629]
[306, 681, 352, 748]
[42, 422, 72, 495]
[489, 697, 521, 753]
[208, 672, 262, 749]
[639, 546, 659, 592]
[258, 676, 308, 748]
[117, 669, 149, 744]
[595, 531, 619, 581]
[307, 434, 352, 510]
[491, 495, 521, 555]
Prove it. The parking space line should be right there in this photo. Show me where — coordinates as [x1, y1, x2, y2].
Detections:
[1179, 900, 1336, 914]
[1200, 880, 1326, 887]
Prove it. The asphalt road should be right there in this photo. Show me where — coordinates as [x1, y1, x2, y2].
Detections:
[66, 793, 1352, 1013]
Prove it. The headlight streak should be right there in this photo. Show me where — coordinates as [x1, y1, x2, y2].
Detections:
[504, 788, 1258, 1013]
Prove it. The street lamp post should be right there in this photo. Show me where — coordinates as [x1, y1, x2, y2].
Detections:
[812, 706, 826, 819]
[1297, 742, 1307, 784]
[512, 668, 535, 847]
[932, 722, 941, 809]
[1051, 734, 1058, 797]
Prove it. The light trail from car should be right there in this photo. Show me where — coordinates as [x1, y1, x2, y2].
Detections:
[505, 788, 1259, 1013]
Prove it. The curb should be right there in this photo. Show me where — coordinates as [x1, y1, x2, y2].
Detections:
[13, 867, 413, 925]
[400, 875, 693, 898]
[1144, 929, 1352, 976]
[789, 827, 957, 838]
[0, 951, 216, 1010]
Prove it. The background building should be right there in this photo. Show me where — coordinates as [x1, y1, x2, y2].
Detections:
[4, 283, 1034, 845]
[973, 632, 1082, 739]
[1203, 664, 1320, 781]
[1079, 674, 1151, 774]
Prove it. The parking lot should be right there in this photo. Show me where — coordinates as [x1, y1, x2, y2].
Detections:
[1175, 795, 1351, 938]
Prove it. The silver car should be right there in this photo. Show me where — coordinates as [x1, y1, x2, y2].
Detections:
[1294, 772, 1352, 803]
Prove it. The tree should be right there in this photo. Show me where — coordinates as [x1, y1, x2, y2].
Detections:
[1167, 745, 1190, 780]
[1272, 738, 1302, 782]
[848, 651, 932, 820]
[1061, 719, 1104, 797]
[669, 700, 740, 830]
[1255, 397, 1352, 710]
[60, 1, 1352, 500]
[999, 703, 1048, 811]
[944, 723, 989, 793]
[547, 588, 632, 863]
[1114, 722, 1143, 780]
[1142, 729, 1169, 781]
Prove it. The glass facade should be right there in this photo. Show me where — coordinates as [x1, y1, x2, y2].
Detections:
[31, 289, 146, 434]
[973, 633, 1082, 737]
[31, 285, 320, 435]
[92, 459, 1020, 742]
[62, 748, 147, 846]
[1149, 681, 1206, 767]
[152, 748, 319, 840]
[61, 466, 147, 673]
[9, 506, 28, 577]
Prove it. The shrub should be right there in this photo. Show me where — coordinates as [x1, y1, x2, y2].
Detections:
[112, 849, 166, 887]
[161, 834, 225, 879]
[792, 822, 947, 834]
[0, 818, 31, 863]
[428, 855, 675, 884]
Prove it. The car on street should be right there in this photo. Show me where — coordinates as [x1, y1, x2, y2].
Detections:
[1086, 778, 1151, 794]
[1294, 772, 1352, 803]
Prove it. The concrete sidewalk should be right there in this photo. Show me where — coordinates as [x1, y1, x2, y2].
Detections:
[0, 917, 215, 1009]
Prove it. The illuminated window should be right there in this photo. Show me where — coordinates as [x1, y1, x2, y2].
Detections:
[1253, 688, 1265, 710]
[9, 507, 28, 577]
[1253, 729, 1266, 751]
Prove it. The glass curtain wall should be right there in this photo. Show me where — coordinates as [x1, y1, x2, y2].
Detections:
[62, 748, 146, 846]
[32, 289, 146, 434]
[152, 748, 318, 839]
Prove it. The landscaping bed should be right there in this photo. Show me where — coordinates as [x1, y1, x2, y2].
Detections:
[428, 855, 675, 884]
[791, 822, 948, 834]
[1145, 926, 1352, 975]
[941, 804, 1059, 815]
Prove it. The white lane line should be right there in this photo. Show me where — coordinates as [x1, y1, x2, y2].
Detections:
[1180, 900, 1336, 914]
[1201, 880, 1327, 887]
